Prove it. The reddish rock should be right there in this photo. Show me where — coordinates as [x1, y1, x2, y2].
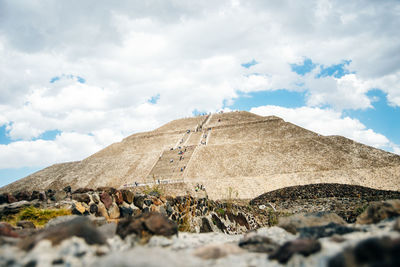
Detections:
[100, 192, 113, 210]
[0, 222, 19, 238]
[6, 194, 17, 204]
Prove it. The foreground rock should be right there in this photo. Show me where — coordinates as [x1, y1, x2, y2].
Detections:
[0, 212, 399, 266]
[19, 217, 107, 251]
[356, 199, 400, 224]
[116, 212, 178, 239]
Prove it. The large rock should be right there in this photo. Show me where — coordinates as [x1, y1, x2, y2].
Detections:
[114, 191, 124, 205]
[278, 212, 346, 234]
[328, 236, 400, 267]
[356, 200, 400, 224]
[298, 223, 358, 239]
[133, 194, 146, 209]
[100, 192, 113, 210]
[53, 190, 67, 202]
[239, 232, 279, 253]
[269, 238, 321, 263]
[108, 203, 120, 219]
[116, 212, 177, 239]
[72, 193, 91, 204]
[19, 217, 106, 250]
[121, 190, 134, 204]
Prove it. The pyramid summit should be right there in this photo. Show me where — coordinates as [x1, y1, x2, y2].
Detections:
[1, 111, 400, 199]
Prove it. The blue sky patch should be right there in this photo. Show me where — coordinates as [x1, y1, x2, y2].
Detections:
[0, 167, 42, 187]
[148, 94, 160, 104]
[0, 125, 11, 145]
[50, 74, 86, 84]
[34, 130, 61, 141]
[343, 89, 400, 145]
[290, 58, 316, 75]
[317, 60, 352, 78]
[228, 90, 306, 110]
[241, 59, 259, 69]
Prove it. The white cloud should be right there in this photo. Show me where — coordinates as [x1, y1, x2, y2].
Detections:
[250, 105, 398, 154]
[0, 132, 102, 168]
[0, 0, 399, 169]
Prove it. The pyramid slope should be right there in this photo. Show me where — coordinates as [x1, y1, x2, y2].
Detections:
[1, 111, 400, 199]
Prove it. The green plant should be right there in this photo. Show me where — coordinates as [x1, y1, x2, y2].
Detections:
[216, 208, 226, 217]
[4, 206, 71, 227]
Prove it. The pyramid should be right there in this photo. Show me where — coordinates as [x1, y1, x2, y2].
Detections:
[1, 111, 400, 199]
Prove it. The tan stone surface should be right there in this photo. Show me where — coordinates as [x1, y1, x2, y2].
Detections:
[1, 111, 399, 200]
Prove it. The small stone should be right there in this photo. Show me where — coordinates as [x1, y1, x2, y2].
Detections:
[193, 244, 243, 259]
[200, 217, 213, 233]
[53, 190, 67, 202]
[148, 191, 160, 198]
[20, 217, 106, 250]
[92, 193, 100, 204]
[108, 203, 120, 219]
[134, 194, 146, 209]
[63, 186, 72, 193]
[38, 191, 47, 201]
[72, 202, 87, 215]
[121, 190, 134, 204]
[0, 222, 19, 238]
[356, 200, 400, 224]
[17, 221, 36, 229]
[30, 191, 40, 200]
[144, 199, 153, 206]
[90, 204, 98, 214]
[100, 192, 113, 209]
[153, 198, 162, 206]
[120, 207, 133, 218]
[72, 193, 91, 204]
[269, 239, 322, 263]
[116, 212, 177, 239]
[239, 232, 279, 253]
[6, 193, 17, 203]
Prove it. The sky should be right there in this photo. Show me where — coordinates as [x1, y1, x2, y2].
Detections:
[0, 0, 399, 187]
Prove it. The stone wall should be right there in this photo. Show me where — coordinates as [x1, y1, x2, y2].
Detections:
[0, 187, 276, 234]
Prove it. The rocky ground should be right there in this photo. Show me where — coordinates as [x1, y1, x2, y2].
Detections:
[1, 185, 400, 266]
